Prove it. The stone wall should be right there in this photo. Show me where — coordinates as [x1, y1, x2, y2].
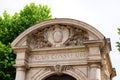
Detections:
[11, 18, 115, 80]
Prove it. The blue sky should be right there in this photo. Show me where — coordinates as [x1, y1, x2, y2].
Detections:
[0, 0, 120, 80]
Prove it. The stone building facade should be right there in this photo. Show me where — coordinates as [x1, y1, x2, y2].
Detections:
[11, 18, 116, 80]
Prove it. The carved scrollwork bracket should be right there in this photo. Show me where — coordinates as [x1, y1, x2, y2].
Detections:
[45, 65, 73, 75]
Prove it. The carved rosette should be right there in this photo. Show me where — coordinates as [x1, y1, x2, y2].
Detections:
[27, 24, 89, 49]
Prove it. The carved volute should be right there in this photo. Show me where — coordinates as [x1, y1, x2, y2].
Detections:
[27, 24, 89, 49]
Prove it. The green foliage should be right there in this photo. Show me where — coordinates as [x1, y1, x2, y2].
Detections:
[0, 3, 52, 45]
[0, 42, 15, 80]
[117, 28, 120, 52]
[0, 3, 52, 80]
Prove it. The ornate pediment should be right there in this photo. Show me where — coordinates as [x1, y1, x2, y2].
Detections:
[11, 18, 105, 48]
[27, 24, 89, 49]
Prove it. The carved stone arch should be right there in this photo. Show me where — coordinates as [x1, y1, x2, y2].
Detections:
[32, 70, 54, 80]
[44, 74, 76, 80]
[32, 67, 87, 80]
[63, 70, 87, 80]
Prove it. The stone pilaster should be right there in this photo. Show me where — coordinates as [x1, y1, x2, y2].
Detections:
[89, 64, 101, 80]
[15, 66, 26, 80]
[84, 40, 103, 62]
[13, 46, 30, 80]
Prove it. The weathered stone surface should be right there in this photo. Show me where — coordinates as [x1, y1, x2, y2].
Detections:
[11, 18, 116, 80]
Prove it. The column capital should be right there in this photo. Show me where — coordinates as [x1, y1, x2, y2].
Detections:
[90, 63, 101, 68]
[14, 64, 29, 69]
[12, 46, 31, 54]
[15, 65, 26, 80]
[16, 67, 26, 71]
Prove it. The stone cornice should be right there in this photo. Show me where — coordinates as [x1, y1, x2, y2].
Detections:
[83, 39, 105, 49]
[12, 46, 31, 54]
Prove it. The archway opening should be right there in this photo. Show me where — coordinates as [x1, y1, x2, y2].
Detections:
[44, 74, 76, 80]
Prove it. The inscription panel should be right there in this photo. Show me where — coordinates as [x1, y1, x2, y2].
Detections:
[29, 48, 87, 65]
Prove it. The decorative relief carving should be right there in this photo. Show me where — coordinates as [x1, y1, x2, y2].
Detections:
[45, 65, 73, 75]
[27, 27, 52, 49]
[53, 27, 63, 43]
[27, 24, 89, 49]
[64, 27, 88, 46]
